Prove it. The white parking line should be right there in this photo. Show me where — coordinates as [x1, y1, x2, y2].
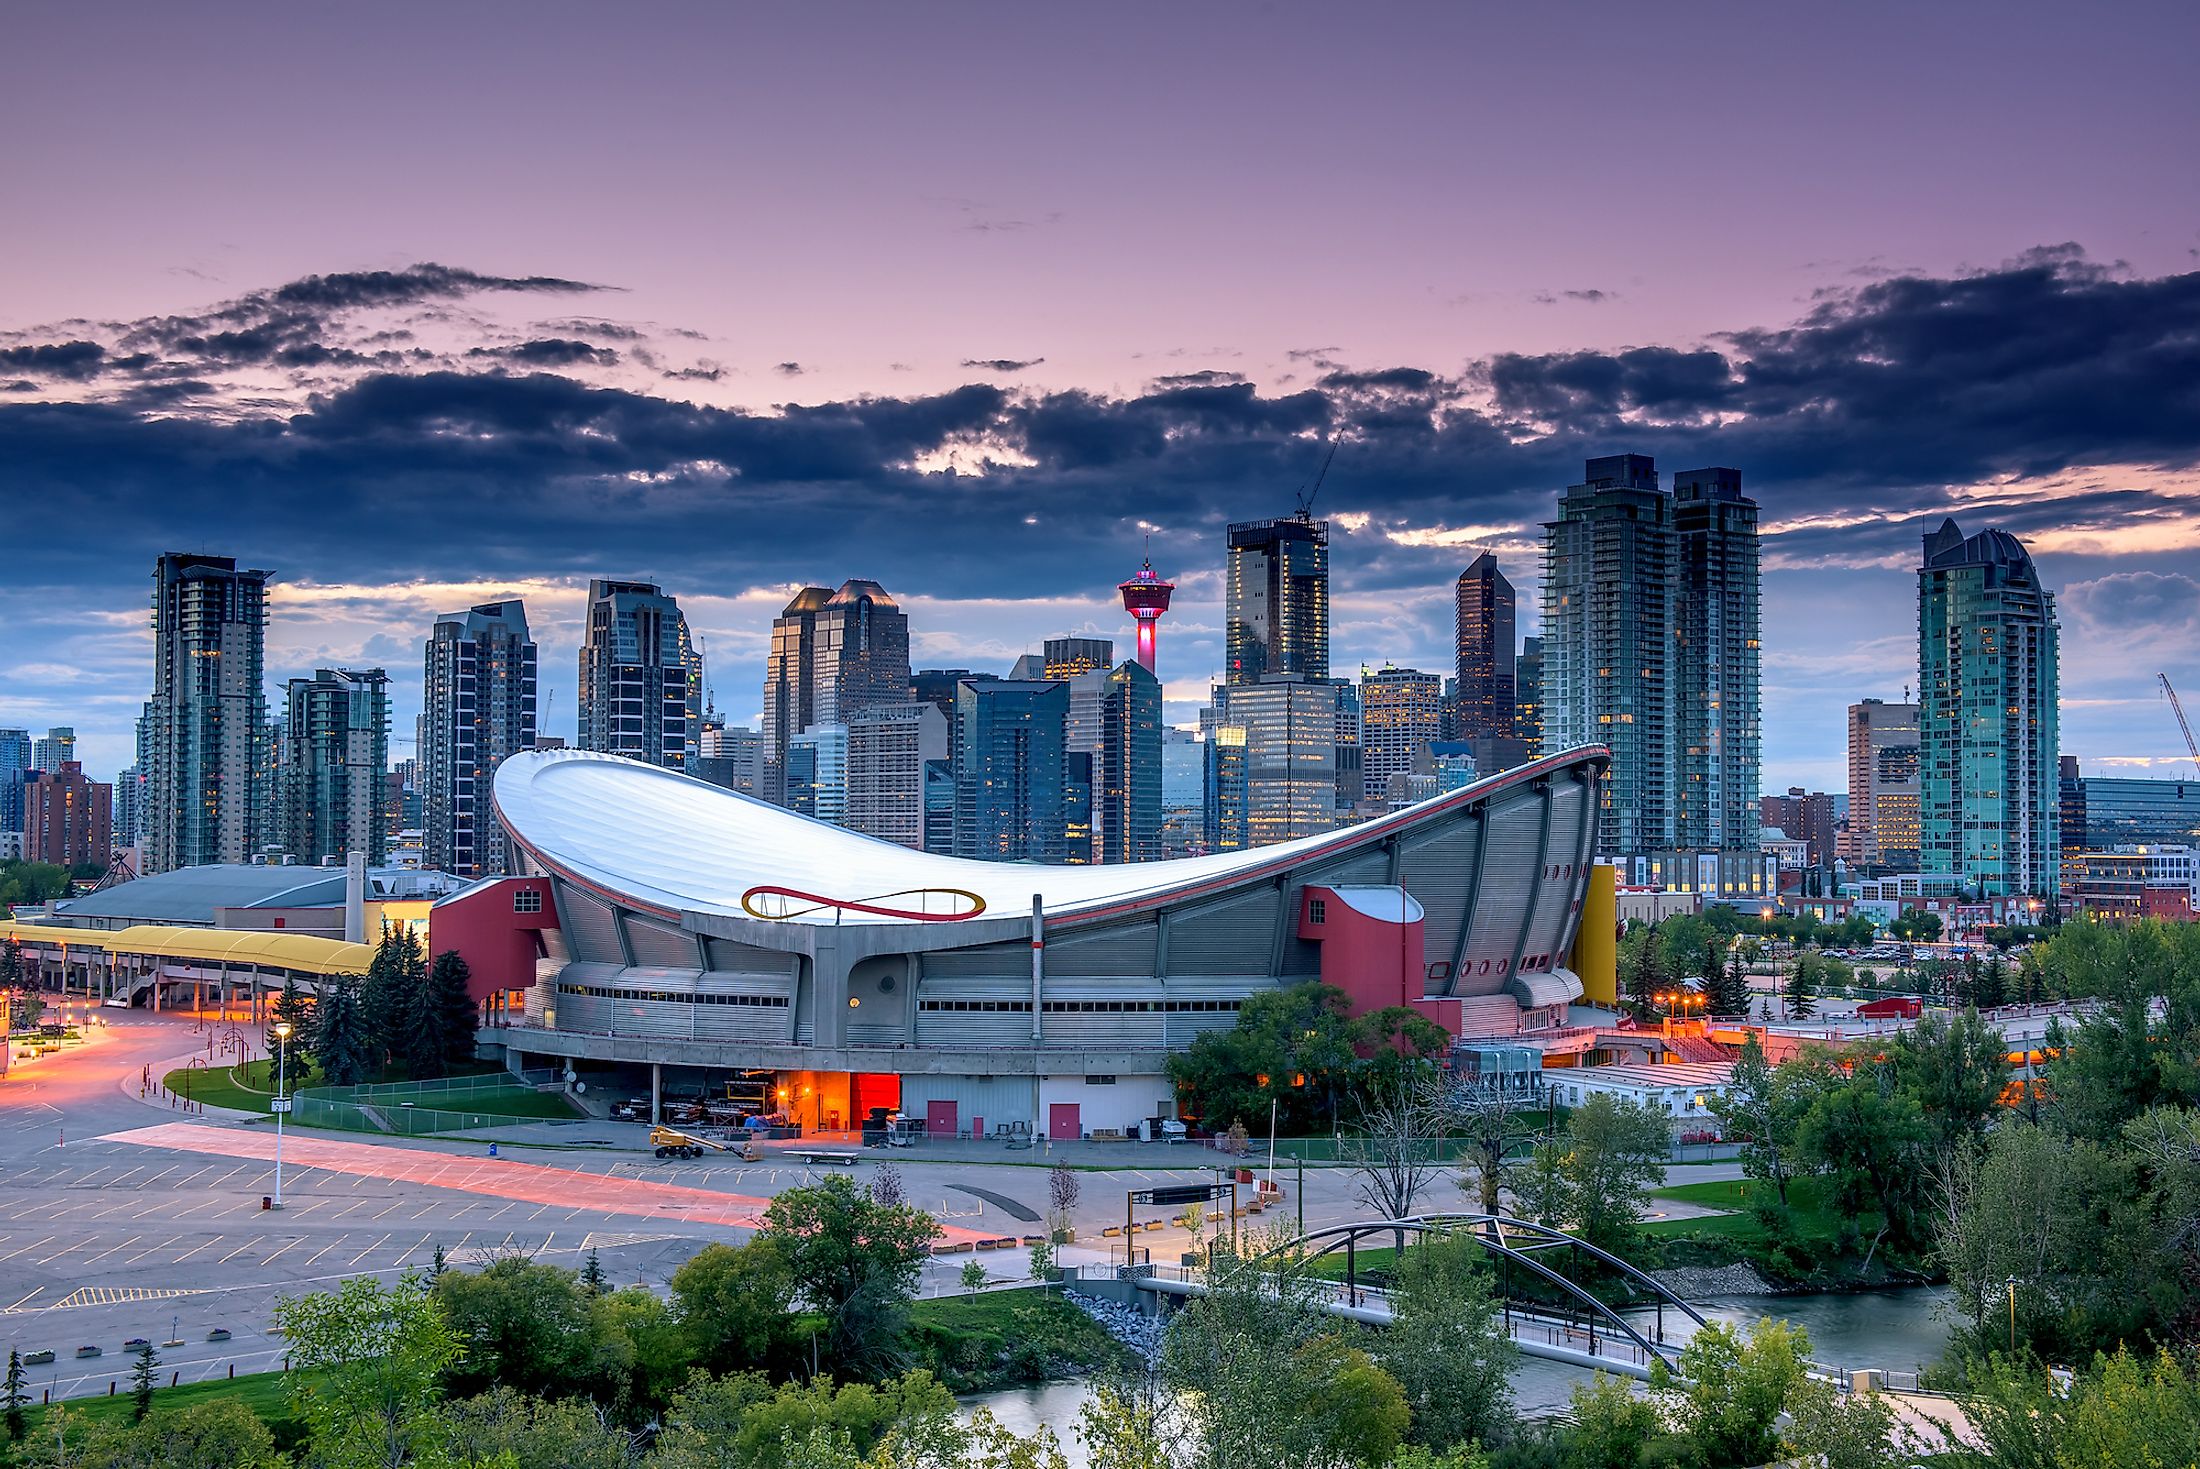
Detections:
[346, 1233, 392, 1267]
[0, 1235, 57, 1263]
[78, 1235, 146, 1267]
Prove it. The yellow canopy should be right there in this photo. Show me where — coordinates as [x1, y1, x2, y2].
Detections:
[0, 921, 371, 977]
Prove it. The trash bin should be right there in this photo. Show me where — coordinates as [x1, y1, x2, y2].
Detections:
[260, 1196, 271, 1210]
[487, 1143, 499, 1158]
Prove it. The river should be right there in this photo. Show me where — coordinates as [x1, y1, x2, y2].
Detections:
[965, 1287, 1952, 1466]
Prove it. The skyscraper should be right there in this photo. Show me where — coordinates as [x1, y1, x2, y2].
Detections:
[845, 703, 947, 849]
[1043, 636, 1114, 681]
[0, 729, 28, 840]
[1077, 661, 1161, 864]
[954, 680, 1068, 863]
[113, 765, 143, 851]
[281, 667, 390, 866]
[788, 723, 849, 827]
[1542, 457, 1763, 886]
[1918, 519, 2060, 896]
[1226, 514, 1329, 686]
[1360, 666, 1443, 807]
[761, 586, 831, 804]
[143, 553, 272, 873]
[423, 599, 538, 877]
[1542, 455, 1673, 859]
[761, 581, 911, 804]
[1229, 675, 1339, 845]
[31, 727, 76, 774]
[1843, 699, 1920, 867]
[1672, 468, 1761, 852]
[578, 579, 701, 770]
[1454, 554, 1516, 739]
[1514, 637, 1544, 759]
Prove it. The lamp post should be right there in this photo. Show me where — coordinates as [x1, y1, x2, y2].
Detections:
[2007, 1275, 2017, 1356]
[272, 1021, 292, 1211]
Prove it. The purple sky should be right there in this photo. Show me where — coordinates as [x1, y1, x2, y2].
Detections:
[6, 1, 2199, 791]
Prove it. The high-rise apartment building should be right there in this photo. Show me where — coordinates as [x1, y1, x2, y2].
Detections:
[1454, 554, 1516, 739]
[1842, 699, 1920, 867]
[113, 765, 144, 851]
[1229, 675, 1339, 845]
[1918, 519, 2060, 896]
[1360, 666, 1444, 807]
[954, 680, 1068, 863]
[1542, 457, 1760, 869]
[787, 723, 849, 827]
[31, 728, 76, 774]
[143, 553, 272, 873]
[0, 729, 28, 839]
[845, 703, 947, 849]
[578, 579, 701, 770]
[1042, 637, 1114, 681]
[1226, 514, 1329, 685]
[281, 668, 390, 866]
[423, 599, 537, 877]
[1201, 715, 1249, 852]
[1672, 469, 1761, 851]
[1515, 637, 1544, 759]
[21, 762, 111, 869]
[693, 719, 763, 796]
[761, 580, 911, 805]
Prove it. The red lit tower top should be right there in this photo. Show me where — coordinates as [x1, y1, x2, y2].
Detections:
[1117, 555, 1175, 676]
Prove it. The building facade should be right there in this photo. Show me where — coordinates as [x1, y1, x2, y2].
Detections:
[1361, 667, 1444, 808]
[1671, 468, 1761, 853]
[578, 579, 701, 771]
[1086, 661, 1162, 865]
[1917, 520, 2061, 896]
[1226, 514, 1330, 686]
[1842, 699, 1921, 867]
[0, 728, 28, 840]
[1515, 637, 1544, 759]
[1454, 553, 1516, 740]
[31, 728, 76, 775]
[21, 762, 112, 869]
[761, 586, 832, 805]
[954, 680, 1069, 863]
[282, 668, 391, 866]
[423, 599, 538, 878]
[1761, 787, 1838, 867]
[1230, 675, 1340, 845]
[1042, 637, 1113, 681]
[143, 553, 272, 873]
[845, 704, 948, 850]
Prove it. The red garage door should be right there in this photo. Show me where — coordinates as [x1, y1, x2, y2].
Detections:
[926, 1101, 958, 1138]
[1048, 1103, 1082, 1141]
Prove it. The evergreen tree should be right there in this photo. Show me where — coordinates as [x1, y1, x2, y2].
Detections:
[580, 1248, 606, 1297]
[266, 976, 314, 1070]
[361, 924, 407, 1069]
[1977, 954, 2009, 1010]
[4, 1347, 27, 1442]
[1623, 926, 1667, 1023]
[0, 935, 20, 988]
[1703, 941, 1749, 1018]
[1786, 954, 1819, 1020]
[311, 973, 374, 1086]
[409, 951, 479, 1078]
[129, 1339, 158, 1422]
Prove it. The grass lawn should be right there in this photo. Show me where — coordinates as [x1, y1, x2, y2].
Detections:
[21, 1367, 312, 1437]
[907, 1285, 1134, 1392]
[162, 1061, 579, 1123]
[1643, 1176, 1846, 1243]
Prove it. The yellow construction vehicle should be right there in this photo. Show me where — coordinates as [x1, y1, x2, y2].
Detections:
[650, 1126, 728, 1160]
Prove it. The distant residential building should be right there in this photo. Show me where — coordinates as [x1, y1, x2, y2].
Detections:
[143, 553, 272, 873]
[1514, 637, 1544, 759]
[1542, 456, 1759, 862]
[1918, 519, 2060, 897]
[282, 668, 391, 866]
[1843, 699, 1921, 867]
[1454, 554, 1516, 739]
[423, 599, 537, 877]
[1361, 666, 1443, 807]
[1226, 514, 1329, 685]
[1064, 750, 1094, 864]
[2066, 845, 2198, 921]
[21, 762, 111, 869]
[31, 727, 76, 775]
[113, 764, 144, 850]
[845, 704, 947, 849]
[692, 720, 762, 796]
[0, 728, 28, 838]
[1761, 787, 1839, 867]
[578, 579, 701, 770]
[1042, 636, 1114, 681]
[1331, 679, 1363, 815]
[954, 679, 1068, 863]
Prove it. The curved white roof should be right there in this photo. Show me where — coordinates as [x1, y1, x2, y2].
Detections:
[494, 748, 1599, 925]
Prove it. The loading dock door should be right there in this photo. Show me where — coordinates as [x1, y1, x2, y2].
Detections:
[926, 1100, 958, 1138]
[1049, 1103, 1082, 1141]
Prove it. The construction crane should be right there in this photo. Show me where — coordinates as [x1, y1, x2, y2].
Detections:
[1295, 438, 1338, 521]
[2163, 674, 2200, 779]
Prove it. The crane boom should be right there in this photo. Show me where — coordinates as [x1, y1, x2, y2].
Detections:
[2163, 674, 2200, 779]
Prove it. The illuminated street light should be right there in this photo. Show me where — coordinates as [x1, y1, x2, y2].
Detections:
[272, 1020, 293, 1210]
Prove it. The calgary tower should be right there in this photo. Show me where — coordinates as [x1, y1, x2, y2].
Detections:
[1117, 553, 1175, 676]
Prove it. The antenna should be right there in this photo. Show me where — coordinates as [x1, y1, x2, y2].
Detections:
[1296, 438, 1338, 521]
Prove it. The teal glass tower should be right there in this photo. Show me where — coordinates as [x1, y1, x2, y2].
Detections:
[1917, 519, 2060, 897]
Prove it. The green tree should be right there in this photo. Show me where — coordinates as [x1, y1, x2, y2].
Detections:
[589, 1286, 694, 1422]
[1940, 1347, 2200, 1469]
[4, 1347, 26, 1443]
[1888, 1009, 2009, 1156]
[1166, 983, 1432, 1133]
[309, 971, 374, 1086]
[959, 1259, 989, 1293]
[1708, 1035, 1822, 1209]
[128, 1339, 158, 1422]
[1553, 1094, 1669, 1253]
[1651, 1318, 1813, 1469]
[1076, 1377, 1194, 1469]
[1372, 1231, 1514, 1453]
[1785, 952, 1819, 1019]
[1796, 1071, 1930, 1257]
[1780, 1379, 1902, 1469]
[1452, 1082, 1534, 1217]
[434, 1253, 596, 1398]
[267, 975, 314, 1070]
[1654, 913, 1715, 980]
[653, 1370, 960, 1469]
[273, 1272, 460, 1469]
[580, 1246, 607, 1297]
[670, 1237, 797, 1374]
[0, 934, 21, 989]
[441, 1387, 639, 1469]
[411, 950, 479, 1079]
[1561, 1373, 1664, 1469]
[1701, 939, 1749, 1019]
[61, 1397, 285, 1469]
[761, 1175, 939, 1378]
[1620, 926, 1666, 1024]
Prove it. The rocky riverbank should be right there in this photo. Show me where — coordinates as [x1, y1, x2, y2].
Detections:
[1066, 1291, 1165, 1367]
[1653, 1261, 1784, 1299]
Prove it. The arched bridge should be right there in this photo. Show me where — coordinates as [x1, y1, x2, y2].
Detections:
[1125, 1213, 1706, 1379]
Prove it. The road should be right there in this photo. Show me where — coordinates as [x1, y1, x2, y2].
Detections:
[1, 1014, 1735, 1404]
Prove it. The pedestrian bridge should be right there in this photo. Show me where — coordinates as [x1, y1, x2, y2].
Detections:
[1117, 1212, 1706, 1379]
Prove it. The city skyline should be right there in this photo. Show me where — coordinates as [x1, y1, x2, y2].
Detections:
[6, 5, 2199, 793]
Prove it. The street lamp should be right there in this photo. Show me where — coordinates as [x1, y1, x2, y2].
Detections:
[2006, 1275, 2018, 1356]
[272, 1021, 293, 1211]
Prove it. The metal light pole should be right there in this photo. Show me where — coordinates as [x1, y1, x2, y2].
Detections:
[2006, 1275, 2017, 1356]
[272, 1021, 292, 1210]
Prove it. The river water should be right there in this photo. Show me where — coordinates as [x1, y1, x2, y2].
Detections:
[966, 1287, 1952, 1465]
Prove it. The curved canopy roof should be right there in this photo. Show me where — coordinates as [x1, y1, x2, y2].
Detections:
[1, 920, 373, 975]
[494, 746, 1605, 926]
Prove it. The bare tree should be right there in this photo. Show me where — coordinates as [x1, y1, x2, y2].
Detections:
[1341, 1073, 1447, 1250]
[1048, 1161, 1082, 1241]
[1450, 1079, 1534, 1217]
[869, 1160, 906, 1208]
